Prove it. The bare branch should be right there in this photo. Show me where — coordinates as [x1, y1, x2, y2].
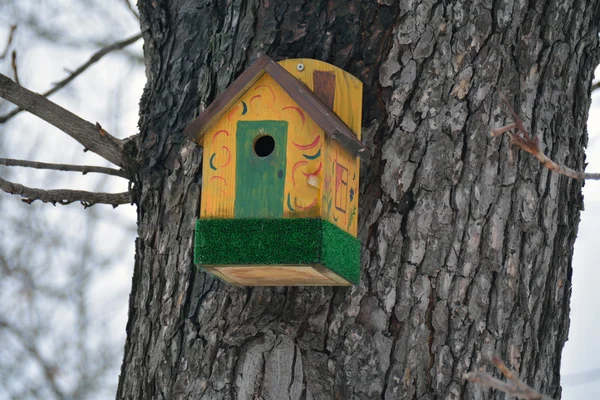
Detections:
[0, 158, 130, 179]
[123, 0, 141, 20]
[0, 73, 128, 168]
[464, 356, 553, 400]
[0, 32, 142, 123]
[0, 25, 16, 59]
[0, 175, 131, 207]
[492, 93, 600, 180]
[10, 50, 19, 84]
[592, 81, 600, 93]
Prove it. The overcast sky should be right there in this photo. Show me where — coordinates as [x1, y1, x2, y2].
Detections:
[560, 70, 600, 397]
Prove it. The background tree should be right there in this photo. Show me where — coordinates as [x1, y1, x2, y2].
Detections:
[2, 0, 600, 399]
[0, 1, 141, 398]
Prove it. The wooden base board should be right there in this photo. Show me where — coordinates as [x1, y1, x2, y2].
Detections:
[202, 264, 352, 286]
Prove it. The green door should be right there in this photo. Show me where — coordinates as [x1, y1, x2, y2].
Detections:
[235, 120, 288, 218]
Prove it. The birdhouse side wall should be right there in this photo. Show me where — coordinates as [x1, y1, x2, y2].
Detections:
[323, 138, 360, 237]
[279, 59, 362, 237]
[200, 74, 325, 219]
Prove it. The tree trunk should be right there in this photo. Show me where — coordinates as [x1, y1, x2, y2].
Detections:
[117, 0, 600, 398]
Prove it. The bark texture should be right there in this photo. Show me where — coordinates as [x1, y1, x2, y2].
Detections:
[117, 0, 600, 399]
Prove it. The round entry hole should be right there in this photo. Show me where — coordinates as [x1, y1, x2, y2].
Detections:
[254, 135, 275, 157]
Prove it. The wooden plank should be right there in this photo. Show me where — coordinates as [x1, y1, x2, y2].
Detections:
[313, 70, 336, 109]
[200, 116, 237, 218]
[202, 264, 352, 286]
[235, 121, 288, 218]
[323, 138, 360, 236]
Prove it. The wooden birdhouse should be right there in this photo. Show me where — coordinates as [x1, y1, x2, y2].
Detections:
[184, 55, 368, 286]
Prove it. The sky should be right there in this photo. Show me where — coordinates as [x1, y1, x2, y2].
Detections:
[560, 71, 600, 397]
[1, 5, 600, 398]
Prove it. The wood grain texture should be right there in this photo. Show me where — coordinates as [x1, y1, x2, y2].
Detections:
[203, 265, 351, 286]
[234, 121, 288, 218]
[118, 0, 600, 399]
[313, 71, 336, 109]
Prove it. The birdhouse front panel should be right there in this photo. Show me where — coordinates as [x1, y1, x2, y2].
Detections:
[200, 72, 326, 220]
[185, 56, 366, 286]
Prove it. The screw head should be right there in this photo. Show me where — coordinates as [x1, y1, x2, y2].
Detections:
[297, 63, 305, 71]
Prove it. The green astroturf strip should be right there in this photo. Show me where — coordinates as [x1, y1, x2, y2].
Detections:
[321, 221, 360, 283]
[194, 218, 360, 284]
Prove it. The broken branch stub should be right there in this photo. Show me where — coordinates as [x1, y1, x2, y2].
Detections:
[491, 94, 594, 180]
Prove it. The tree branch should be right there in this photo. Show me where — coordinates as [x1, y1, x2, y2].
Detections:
[123, 0, 140, 20]
[10, 50, 19, 84]
[0, 33, 142, 123]
[0, 158, 130, 179]
[464, 356, 553, 400]
[492, 93, 600, 180]
[0, 176, 131, 207]
[0, 25, 16, 59]
[0, 73, 129, 168]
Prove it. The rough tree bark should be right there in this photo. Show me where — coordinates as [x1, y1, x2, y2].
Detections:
[117, 0, 600, 399]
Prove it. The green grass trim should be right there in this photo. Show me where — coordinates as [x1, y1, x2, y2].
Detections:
[194, 218, 360, 284]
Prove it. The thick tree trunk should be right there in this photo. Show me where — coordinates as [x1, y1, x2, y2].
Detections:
[117, 0, 600, 398]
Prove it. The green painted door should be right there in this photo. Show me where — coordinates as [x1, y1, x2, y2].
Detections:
[235, 120, 288, 218]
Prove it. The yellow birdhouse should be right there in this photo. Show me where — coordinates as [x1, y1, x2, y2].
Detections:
[184, 55, 368, 286]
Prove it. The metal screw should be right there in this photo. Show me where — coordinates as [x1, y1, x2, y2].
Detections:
[297, 63, 304, 71]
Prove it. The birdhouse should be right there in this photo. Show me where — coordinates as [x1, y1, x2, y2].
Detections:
[184, 55, 368, 286]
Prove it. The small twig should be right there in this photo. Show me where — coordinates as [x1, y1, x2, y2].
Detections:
[492, 93, 600, 180]
[0, 73, 129, 169]
[123, 0, 140, 20]
[10, 50, 19, 84]
[0, 158, 130, 179]
[592, 81, 600, 93]
[0, 32, 142, 123]
[0, 175, 132, 208]
[464, 356, 553, 400]
[0, 25, 17, 59]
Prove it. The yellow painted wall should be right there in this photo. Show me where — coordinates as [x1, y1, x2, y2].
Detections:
[201, 73, 325, 219]
[200, 59, 362, 237]
[322, 139, 360, 236]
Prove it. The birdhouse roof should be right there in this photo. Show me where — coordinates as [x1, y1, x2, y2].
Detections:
[184, 55, 370, 160]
